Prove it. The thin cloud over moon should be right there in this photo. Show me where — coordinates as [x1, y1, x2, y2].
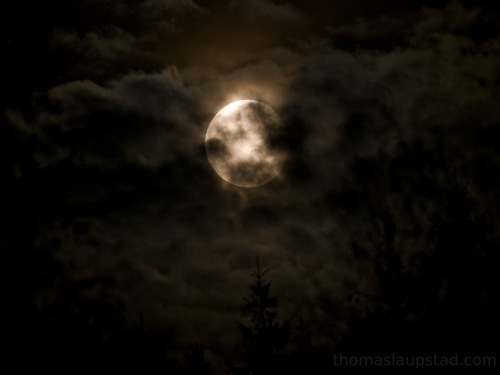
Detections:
[206, 100, 286, 187]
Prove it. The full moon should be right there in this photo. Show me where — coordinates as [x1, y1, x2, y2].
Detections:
[205, 100, 286, 187]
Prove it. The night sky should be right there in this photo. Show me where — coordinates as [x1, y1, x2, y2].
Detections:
[4, 1, 500, 372]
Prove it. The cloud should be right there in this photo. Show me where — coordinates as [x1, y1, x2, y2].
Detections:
[40, 71, 204, 168]
[228, 0, 303, 24]
[48, 0, 203, 80]
[6, 1, 500, 369]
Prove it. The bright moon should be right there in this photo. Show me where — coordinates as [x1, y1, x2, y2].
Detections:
[205, 100, 286, 187]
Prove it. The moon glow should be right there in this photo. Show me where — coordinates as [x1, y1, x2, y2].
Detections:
[205, 100, 285, 187]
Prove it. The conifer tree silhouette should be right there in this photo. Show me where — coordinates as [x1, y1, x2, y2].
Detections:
[227, 258, 291, 375]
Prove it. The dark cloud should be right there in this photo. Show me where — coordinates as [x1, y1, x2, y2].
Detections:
[5, 0, 500, 372]
[206, 138, 230, 160]
[228, 0, 302, 23]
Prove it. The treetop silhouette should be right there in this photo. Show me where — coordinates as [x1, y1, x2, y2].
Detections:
[226, 258, 291, 375]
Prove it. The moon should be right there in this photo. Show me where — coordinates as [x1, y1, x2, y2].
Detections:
[205, 100, 286, 187]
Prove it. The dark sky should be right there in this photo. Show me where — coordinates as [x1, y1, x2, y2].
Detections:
[4, 0, 500, 372]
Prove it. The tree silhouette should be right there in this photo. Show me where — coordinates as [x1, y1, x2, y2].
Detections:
[227, 258, 291, 375]
[227, 258, 336, 375]
[413, 172, 499, 355]
[183, 343, 210, 375]
[336, 171, 499, 361]
[337, 212, 419, 357]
